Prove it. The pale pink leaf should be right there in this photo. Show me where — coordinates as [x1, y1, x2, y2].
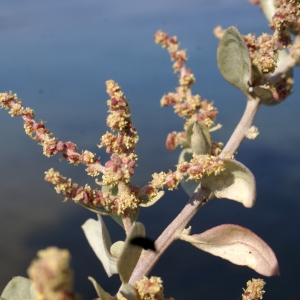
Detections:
[180, 224, 279, 276]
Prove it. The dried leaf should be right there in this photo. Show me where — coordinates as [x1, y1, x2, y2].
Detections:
[180, 224, 279, 276]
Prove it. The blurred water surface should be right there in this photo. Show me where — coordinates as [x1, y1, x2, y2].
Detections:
[1, 1, 300, 299]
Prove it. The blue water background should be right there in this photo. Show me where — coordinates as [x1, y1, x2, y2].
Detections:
[0, 1, 300, 299]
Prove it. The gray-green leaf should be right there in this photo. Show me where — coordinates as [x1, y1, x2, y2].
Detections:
[201, 159, 256, 208]
[186, 121, 211, 155]
[82, 215, 118, 277]
[88, 277, 114, 300]
[117, 222, 145, 284]
[1, 277, 33, 300]
[217, 26, 252, 94]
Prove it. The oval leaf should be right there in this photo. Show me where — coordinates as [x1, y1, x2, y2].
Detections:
[186, 121, 211, 155]
[217, 26, 252, 94]
[201, 159, 256, 208]
[88, 277, 114, 300]
[180, 224, 279, 276]
[81, 215, 118, 277]
[117, 222, 145, 284]
[110, 241, 125, 258]
[1, 277, 32, 300]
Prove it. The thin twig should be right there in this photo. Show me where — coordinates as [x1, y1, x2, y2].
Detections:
[221, 96, 260, 156]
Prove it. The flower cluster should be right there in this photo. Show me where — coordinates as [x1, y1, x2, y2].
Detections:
[272, 0, 300, 33]
[215, 0, 299, 104]
[98, 80, 139, 186]
[242, 278, 265, 300]
[246, 0, 300, 73]
[213, 19, 294, 103]
[154, 30, 220, 153]
[27, 247, 75, 300]
[244, 33, 280, 74]
[244, 30, 294, 101]
[2, 81, 222, 215]
[45, 168, 142, 215]
[45, 168, 104, 204]
[150, 154, 225, 190]
[250, 0, 300, 47]
[42, 80, 145, 215]
[0, 92, 104, 176]
[0, 85, 145, 215]
[133, 276, 173, 300]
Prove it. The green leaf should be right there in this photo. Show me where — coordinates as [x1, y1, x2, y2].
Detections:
[1, 277, 33, 300]
[201, 159, 256, 208]
[186, 121, 211, 155]
[180, 224, 279, 276]
[117, 222, 145, 284]
[82, 215, 118, 277]
[217, 26, 252, 94]
[88, 277, 114, 300]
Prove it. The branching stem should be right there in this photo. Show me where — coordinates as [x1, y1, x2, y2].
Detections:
[221, 96, 260, 156]
[129, 186, 211, 284]
[128, 95, 261, 284]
